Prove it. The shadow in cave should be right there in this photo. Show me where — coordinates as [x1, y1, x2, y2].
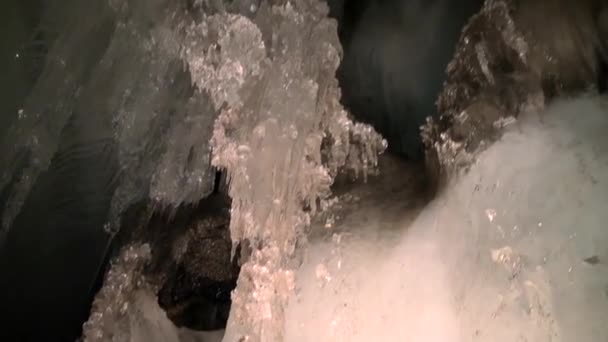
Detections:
[329, 0, 484, 163]
[326, 0, 484, 201]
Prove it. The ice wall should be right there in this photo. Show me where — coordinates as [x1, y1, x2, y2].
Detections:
[0, 0, 219, 241]
[0, 1, 233, 337]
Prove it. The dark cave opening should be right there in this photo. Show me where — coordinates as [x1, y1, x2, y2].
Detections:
[328, 0, 484, 162]
[151, 193, 237, 332]
[106, 184, 238, 333]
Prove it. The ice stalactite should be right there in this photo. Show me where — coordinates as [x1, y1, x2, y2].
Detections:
[181, 1, 385, 341]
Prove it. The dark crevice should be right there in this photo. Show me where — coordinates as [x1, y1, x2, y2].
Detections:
[329, 0, 483, 197]
[330, 0, 483, 162]
[108, 192, 237, 332]
[149, 193, 236, 332]
[597, 50, 608, 93]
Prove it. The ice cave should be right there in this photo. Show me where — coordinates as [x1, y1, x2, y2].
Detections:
[1, 0, 608, 341]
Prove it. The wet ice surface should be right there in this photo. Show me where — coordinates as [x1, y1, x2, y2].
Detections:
[285, 96, 608, 342]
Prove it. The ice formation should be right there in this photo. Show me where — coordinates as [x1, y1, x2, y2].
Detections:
[179, 1, 385, 340]
[421, 0, 608, 189]
[4, 0, 607, 341]
[68, 0, 383, 341]
[82, 244, 152, 342]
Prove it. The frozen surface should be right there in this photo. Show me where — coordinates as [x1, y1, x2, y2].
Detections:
[0, 0, 116, 238]
[0, 1, 227, 337]
[285, 96, 608, 341]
